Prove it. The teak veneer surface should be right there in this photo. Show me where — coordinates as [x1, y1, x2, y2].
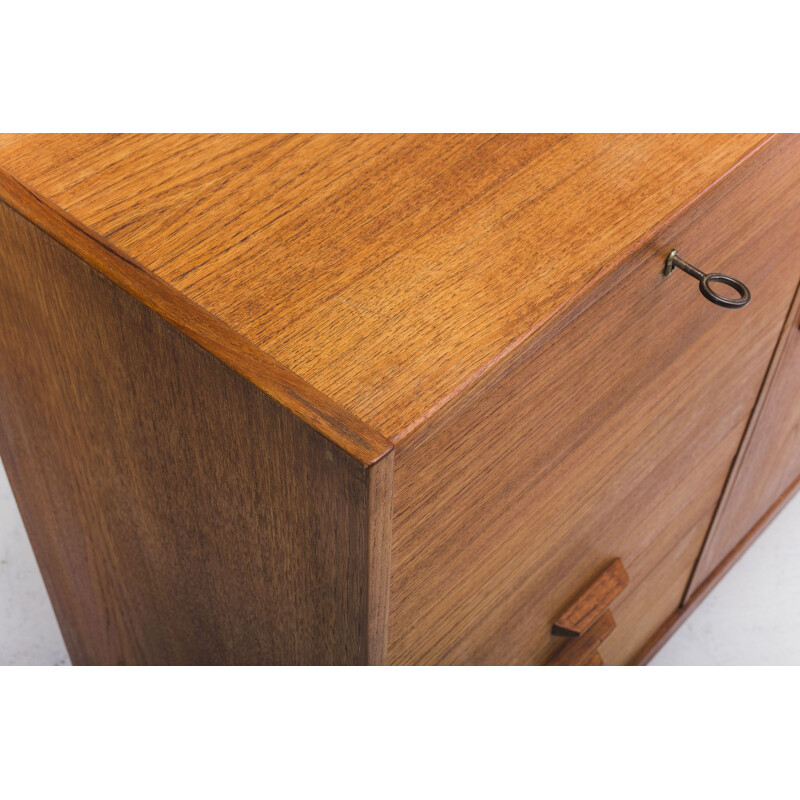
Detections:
[0, 202, 393, 664]
[687, 275, 800, 597]
[386, 136, 800, 665]
[1, 133, 795, 666]
[0, 133, 770, 441]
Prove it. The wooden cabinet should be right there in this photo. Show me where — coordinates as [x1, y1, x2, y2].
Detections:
[1, 133, 799, 664]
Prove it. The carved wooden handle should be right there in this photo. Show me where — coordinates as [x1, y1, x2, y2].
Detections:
[551, 558, 630, 638]
[546, 609, 615, 666]
[585, 651, 604, 666]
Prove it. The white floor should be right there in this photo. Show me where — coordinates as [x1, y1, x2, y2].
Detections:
[0, 464, 69, 665]
[651, 488, 800, 665]
[1, 460, 798, 666]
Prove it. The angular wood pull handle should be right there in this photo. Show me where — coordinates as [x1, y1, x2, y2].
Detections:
[551, 558, 629, 637]
[546, 609, 615, 666]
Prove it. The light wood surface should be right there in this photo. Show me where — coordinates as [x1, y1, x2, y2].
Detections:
[0, 201, 393, 665]
[386, 136, 800, 665]
[0, 134, 770, 441]
[0, 167, 390, 467]
[686, 276, 800, 597]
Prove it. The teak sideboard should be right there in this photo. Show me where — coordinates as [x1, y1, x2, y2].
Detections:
[0, 133, 798, 665]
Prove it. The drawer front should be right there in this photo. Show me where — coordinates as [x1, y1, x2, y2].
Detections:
[687, 276, 800, 598]
[387, 135, 800, 665]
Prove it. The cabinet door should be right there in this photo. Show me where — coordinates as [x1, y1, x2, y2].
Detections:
[687, 280, 800, 599]
[387, 136, 800, 665]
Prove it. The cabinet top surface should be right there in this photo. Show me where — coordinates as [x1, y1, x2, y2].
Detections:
[0, 133, 769, 440]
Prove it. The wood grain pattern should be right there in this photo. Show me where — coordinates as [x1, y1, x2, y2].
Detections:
[596, 427, 740, 665]
[0, 134, 770, 440]
[1, 133, 795, 666]
[0, 168, 390, 467]
[386, 135, 800, 666]
[552, 558, 629, 637]
[546, 610, 616, 666]
[686, 277, 800, 597]
[586, 652, 604, 666]
[0, 200, 393, 665]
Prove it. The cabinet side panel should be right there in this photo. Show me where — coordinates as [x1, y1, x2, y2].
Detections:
[0, 201, 389, 665]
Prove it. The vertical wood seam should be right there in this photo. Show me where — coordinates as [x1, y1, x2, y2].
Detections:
[366, 450, 395, 665]
[682, 275, 800, 603]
